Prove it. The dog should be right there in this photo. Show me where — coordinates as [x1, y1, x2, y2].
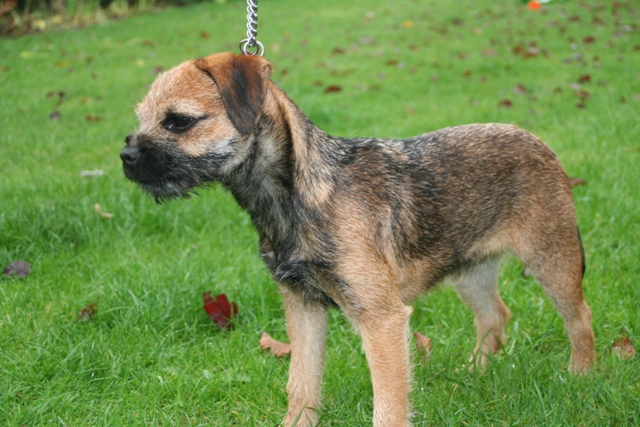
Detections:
[121, 52, 595, 427]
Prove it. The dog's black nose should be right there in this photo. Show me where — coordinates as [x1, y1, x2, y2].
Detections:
[120, 146, 140, 164]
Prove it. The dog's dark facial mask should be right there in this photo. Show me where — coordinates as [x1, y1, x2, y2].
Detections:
[121, 54, 271, 202]
[121, 133, 237, 202]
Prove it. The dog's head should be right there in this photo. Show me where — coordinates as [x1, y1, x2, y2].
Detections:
[121, 52, 273, 201]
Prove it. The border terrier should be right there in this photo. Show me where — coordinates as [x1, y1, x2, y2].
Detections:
[121, 53, 595, 427]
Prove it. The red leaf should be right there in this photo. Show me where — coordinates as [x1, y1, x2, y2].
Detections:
[203, 292, 237, 330]
[324, 85, 342, 94]
[578, 74, 592, 84]
[499, 99, 513, 108]
[583, 36, 596, 44]
[77, 303, 97, 322]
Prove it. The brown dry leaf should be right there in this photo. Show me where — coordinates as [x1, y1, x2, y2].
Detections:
[612, 337, 636, 360]
[324, 85, 342, 94]
[77, 303, 97, 322]
[414, 331, 432, 359]
[569, 177, 587, 187]
[260, 332, 291, 357]
[499, 99, 513, 108]
[86, 114, 102, 122]
[514, 84, 527, 95]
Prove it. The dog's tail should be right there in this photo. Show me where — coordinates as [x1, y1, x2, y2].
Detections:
[577, 226, 586, 279]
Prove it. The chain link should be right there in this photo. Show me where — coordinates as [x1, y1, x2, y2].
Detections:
[239, 0, 264, 56]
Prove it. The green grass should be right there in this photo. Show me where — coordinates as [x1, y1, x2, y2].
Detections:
[1, 0, 639, 425]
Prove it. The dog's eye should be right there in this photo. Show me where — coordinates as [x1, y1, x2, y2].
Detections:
[162, 113, 197, 133]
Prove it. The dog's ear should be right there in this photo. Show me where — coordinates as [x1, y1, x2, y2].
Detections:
[195, 53, 273, 135]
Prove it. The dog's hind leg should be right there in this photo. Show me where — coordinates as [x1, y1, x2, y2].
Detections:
[517, 231, 595, 374]
[353, 298, 413, 427]
[453, 256, 511, 370]
[280, 287, 328, 427]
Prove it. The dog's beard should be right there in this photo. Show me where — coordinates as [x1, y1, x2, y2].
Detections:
[123, 144, 233, 203]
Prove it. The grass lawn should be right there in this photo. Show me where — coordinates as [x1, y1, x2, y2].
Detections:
[1, 0, 639, 425]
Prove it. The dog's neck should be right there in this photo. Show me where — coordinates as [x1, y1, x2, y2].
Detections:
[221, 82, 337, 253]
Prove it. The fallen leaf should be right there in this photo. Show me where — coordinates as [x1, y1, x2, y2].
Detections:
[512, 45, 539, 58]
[325, 85, 342, 94]
[583, 36, 596, 44]
[576, 90, 590, 101]
[612, 337, 636, 360]
[414, 331, 432, 359]
[77, 303, 97, 322]
[203, 292, 237, 330]
[3, 261, 31, 277]
[260, 332, 292, 357]
[200, 31, 209, 40]
[569, 177, 587, 187]
[93, 203, 113, 219]
[499, 99, 513, 108]
[578, 74, 592, 84]
[527, 1, 541, 11]
[401, 21, 414, 29]
[331, 47, 345, 55]
[150, 66, 164, 75]
[86, 114, 102, 122]
[482, 48, 497, 57]
[514, 84, 527, 95]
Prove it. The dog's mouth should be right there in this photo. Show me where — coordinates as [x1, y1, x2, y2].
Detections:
[120, 143, 227, 202]
[122, 161, 204, 202]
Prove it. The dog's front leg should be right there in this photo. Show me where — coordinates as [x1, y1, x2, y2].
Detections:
[280, 286, 328, 427]
[355, 301, 413, 427]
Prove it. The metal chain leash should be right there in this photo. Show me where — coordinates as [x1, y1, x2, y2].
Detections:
[239, 0, 264, 56]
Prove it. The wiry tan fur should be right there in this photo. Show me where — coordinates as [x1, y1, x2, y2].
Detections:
[121, 53, 596, 427]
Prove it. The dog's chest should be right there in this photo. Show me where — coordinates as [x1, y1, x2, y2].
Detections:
[259, 237, 339, 307]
